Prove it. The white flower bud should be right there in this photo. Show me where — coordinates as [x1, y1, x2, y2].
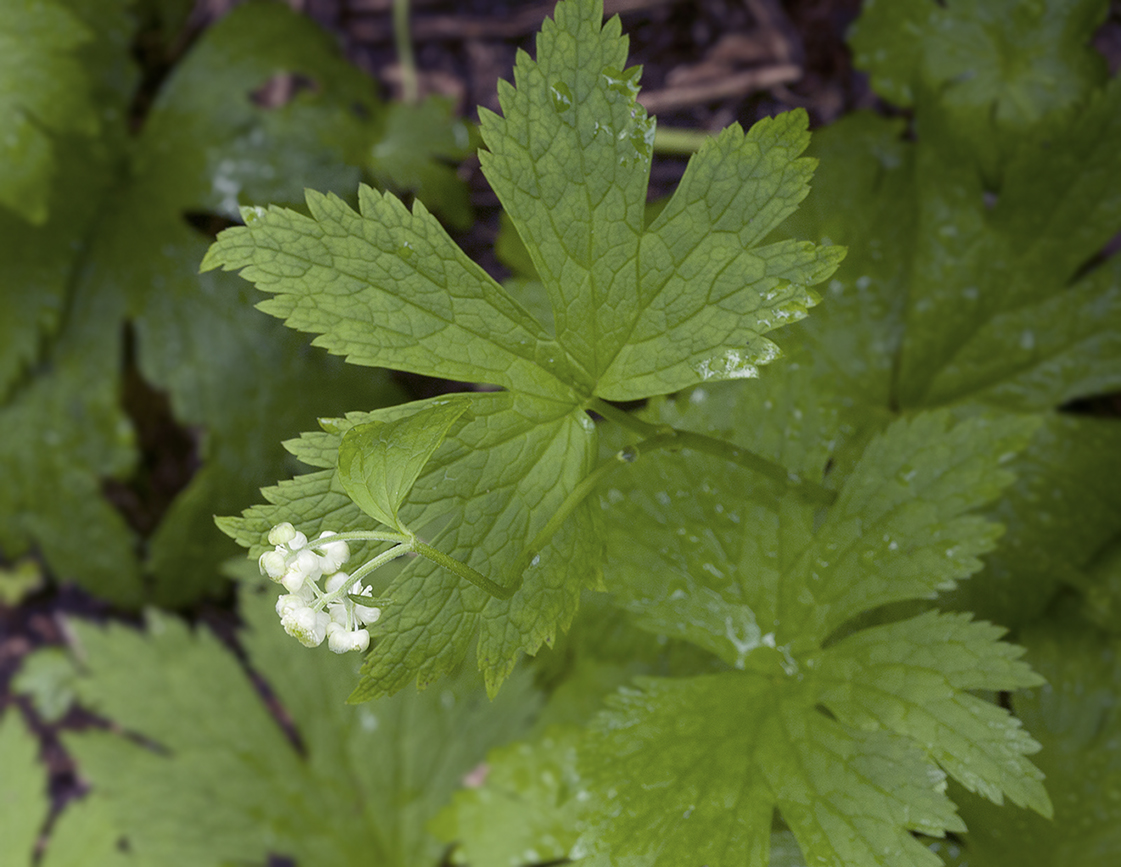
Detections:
[351, 584, 381, 624]
[289, 531, 308, 551]
[328, 602, 349, 626]
[294, 549, 322, 581]
[281, 568, 308, 594]
[276, 593, 307, 618]
[324, 571, 349, 595]
[281, 605, 329, 647]
[328, 626, 370, 654]
[355, 603, 381, 625]
[268, 522, 297, 546]
[316, 531, 350, 573]
[259, 550, 288, 580]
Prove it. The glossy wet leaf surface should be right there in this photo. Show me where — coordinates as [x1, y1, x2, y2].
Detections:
[209, 0, 837, 697]
[584, 409, 1048, 866]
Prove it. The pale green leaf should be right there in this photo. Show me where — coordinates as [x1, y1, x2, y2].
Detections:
[0, 709, 47, 866]
[63, 591, 540, 867]
[591, 408, 1045, 863]
[0, 0, 99, 223]
[338, 398, 469, 530]
[580, 673, 962, 867]
[939, 413, 1121, 627]
[605, 409, 1036, 658]
[598, 114, 844, 399]
[12, 648, 78, 723]
[477, 0, 839, 395]
[39, 796, 131, 867]
[935, 614, 1121, 866]
[850, 0, 1107, 177]
[432, 724, 588, 867]
[788, 411, 1037, 643]
[476, 0, 651, 383]
[201, 186, 575, 400]
[818, 611, 1048, 813]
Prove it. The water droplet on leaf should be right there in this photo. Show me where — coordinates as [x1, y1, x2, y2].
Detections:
[549, 80, 573, 113]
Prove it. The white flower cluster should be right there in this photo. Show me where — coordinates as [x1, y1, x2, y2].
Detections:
[259, 522, 381, 653]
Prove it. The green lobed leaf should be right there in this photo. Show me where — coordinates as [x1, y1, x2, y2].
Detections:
[115, 0, 402, 604]
[933, 613, 1121, 866]
[61, 590, 540, 867]
[772, 60, 1121, 417]
[818, 611, 1047, 811]
[475, 0, 652, 385]
[0, 0, 403, 606]
[338, 398, 470, 530]
[597, 113, 844, 399]
[0, 0, 100, 224]
[754, 97, 1121, 623]
[202, 186, 575, 400]
[587, 408, 1046, 864]
[477, 0, 840, 396]
[895, 85, 1121, 409]
[222, 392, 603, 699]
[209, 0, 838, 696]
[938, 412, 1121, 626]
[0, 272, 142, 605]
[0, 709, 48, 866]
[787, 410, 1038, 644]
[431, 724, 588, 867]
[921, 255, 1121, 409]
[366, 95, 478, 231]
[580, 673, 963, 867]
[849, 0, 1108, 179]
[205, 0, 838, 404]
[0, 2, 139, 599]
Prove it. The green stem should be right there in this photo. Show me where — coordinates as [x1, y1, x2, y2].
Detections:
[314, 529, 412, 546]
[504, 434, 679, 587]
[414, 541, 518, 601]
[392, 0, 419, 104]
[314, 542, 411, 609]
[588, 398, 835, 506]
[589, 397, 665, 437]
[653, 127, 712, 155]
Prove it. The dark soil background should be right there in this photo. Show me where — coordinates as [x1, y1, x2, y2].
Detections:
[4, 0, 1121, 859]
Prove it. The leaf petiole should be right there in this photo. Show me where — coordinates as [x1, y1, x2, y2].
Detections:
[588, 397, 836, 506]
[503, 432, 682, 590]
[413, 541, 518, 600]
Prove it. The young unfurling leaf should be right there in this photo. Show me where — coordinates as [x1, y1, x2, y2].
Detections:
[337, 398, 470, 532]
